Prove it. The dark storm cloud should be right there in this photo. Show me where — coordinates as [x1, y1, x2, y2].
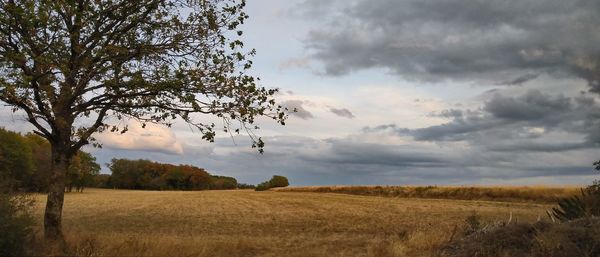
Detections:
[487, 142, 593, 153]
[370, 90, 600, 151]
[497, 73, 540, 86]
[328, 107, 355, 118]
[302, 139, 448, 168]
[207, 135, 597, 183]
[484, 90, 572, 121]
[301, 0, 600, 88]
[280, 100, 314, 119]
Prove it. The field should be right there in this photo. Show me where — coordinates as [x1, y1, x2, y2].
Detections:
[272, 185, 581, 203]
[29, 188, 560, 257]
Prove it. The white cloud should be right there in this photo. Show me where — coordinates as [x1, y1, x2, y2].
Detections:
[96, 121, 185, 155]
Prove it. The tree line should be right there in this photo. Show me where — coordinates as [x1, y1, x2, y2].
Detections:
[0, 127, 289, 192]
[0, 128, 99, 192]
[101, 159, 240, 190]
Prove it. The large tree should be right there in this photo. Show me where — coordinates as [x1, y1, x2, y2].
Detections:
[0, 0, 286, 240]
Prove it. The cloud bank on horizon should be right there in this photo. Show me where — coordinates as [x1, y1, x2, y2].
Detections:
[1, 0, 599, 185]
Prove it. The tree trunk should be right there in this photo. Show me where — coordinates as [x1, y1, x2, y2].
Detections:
[44, 145, 70, 241]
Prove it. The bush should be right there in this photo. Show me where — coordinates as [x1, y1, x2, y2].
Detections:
[439, 218, 600, 257]
[549, 162, 600, 222]
[237, 183, 255, 189]
[269, 175, 289, 188]
[255, 182, 271, 191]
[0, 191, 35, 257]
[254, 175, 290, 191]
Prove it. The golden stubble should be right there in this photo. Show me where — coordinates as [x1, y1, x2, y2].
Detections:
[31, 188, 555, 257]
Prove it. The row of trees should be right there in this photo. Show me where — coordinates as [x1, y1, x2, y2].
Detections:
[0, 127, 286, 193]
[0, 128, 100, 192]
[104, 159, 239, 190]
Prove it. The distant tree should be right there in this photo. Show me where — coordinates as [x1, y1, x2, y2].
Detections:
[108, 159, 143, 189]
[0, 0, 287, 239]
[254, 175, 289, 191]
[92, 174, 112, 188]
[107, 159, 218, 191]
[0, 128, 34, 190]
[209, 175, 237, 190]
[0, 129, 99, 193]
[66, 152, 100, 193]
[186, 166, 211, 190]
[254, 181, 270, 191]
[164, 168, 186, 190]
[269, 175, 289, 188]
[24, 134, 51, 192]
[236, 183, 255, 189]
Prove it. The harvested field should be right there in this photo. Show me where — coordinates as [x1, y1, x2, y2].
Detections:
[272, 185, 582, 203]
[30, 188, 556, 257]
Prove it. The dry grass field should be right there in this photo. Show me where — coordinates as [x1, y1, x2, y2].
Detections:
[29, 188, 559, 257]
[272, 185, 581, 203]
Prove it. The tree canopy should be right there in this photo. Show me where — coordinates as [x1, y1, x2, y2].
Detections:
[0, 0, 286, 239]
[107, 158, 238, 190]
[0, 0, 286, 153]
[0, 128, 99, 192]
[255, 175, 289, 191]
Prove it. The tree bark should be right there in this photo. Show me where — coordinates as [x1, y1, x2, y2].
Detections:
[44, 145, 70, 241]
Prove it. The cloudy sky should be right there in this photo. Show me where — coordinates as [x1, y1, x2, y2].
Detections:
[3, 0, 600, 185]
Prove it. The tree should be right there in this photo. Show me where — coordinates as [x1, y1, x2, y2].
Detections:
[107, 158, 221, 190]
[0, 0, 287, 240]
[269, 175, 289, 188]
[66, 151, 100, 192]
[0, 129, 99, 193]
[24, 133, 52, 192]
[254, 175, 289, 191]
[0, 128, 34, 190]
[209, 175, 237, 189]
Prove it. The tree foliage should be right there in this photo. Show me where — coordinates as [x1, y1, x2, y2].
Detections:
[0, 128, 99, 192]
[0, 0, 286, 154]
[269, 175, 289, 188]
[23, 133, 52, 192]
[0, 128, 34, 190]
[107, 158, 237, 190]
[255, 175, 289, 191]
[66, 151, 100, 192]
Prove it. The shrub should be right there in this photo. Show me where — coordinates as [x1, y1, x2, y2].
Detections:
[255, 182, 271, 191]
[254, 175, 290, 191]
[237, 183, 255, 189]
[439, 218, 600, 257]
[269, 175, 289, 188]
[0, 190, 35, 257]
[549, 162, 600, 222]
[549, 185, 600, 222]
[463, 212, 483, 236]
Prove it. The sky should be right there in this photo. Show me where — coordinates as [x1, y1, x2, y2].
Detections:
[2, 0, 600, 186]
